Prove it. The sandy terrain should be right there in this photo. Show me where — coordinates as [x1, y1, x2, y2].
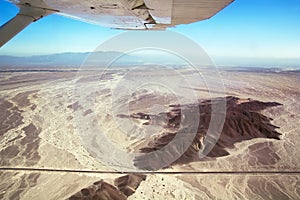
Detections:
[0, 68, 299, 199]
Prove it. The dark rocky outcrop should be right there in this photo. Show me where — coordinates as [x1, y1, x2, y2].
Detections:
[68, 174, 146, 200]
[114, 174, 147, 196]
[133, 96, 282, 170]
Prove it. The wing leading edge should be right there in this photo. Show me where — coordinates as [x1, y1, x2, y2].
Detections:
[1, 0, 234, 47]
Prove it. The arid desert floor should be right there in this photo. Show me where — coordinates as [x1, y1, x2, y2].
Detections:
[0, 67, 299, 199]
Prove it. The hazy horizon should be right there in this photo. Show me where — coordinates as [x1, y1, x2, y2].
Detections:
[0, 51, 299, 69]
[1, 0, 300, 61]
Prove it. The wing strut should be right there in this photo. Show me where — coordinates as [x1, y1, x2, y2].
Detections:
[0, 3, 55, 47]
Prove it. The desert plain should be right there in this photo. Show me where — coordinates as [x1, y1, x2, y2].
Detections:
[0, 66, 299, 199]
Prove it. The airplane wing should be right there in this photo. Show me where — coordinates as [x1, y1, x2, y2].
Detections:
[1, 0, 234, 47]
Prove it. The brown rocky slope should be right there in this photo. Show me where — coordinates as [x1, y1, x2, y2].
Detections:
[133, 96, 282, 170]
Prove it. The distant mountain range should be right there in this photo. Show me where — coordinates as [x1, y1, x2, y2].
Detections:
[0, 51, 299, 70]
[0, 51, 142, 68]
[0, 51, 188, 68]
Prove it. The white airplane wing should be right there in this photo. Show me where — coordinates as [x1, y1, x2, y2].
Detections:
[0, 0, 234, 47]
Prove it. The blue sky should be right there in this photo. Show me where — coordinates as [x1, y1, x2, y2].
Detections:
[0, 0, 300, 66]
